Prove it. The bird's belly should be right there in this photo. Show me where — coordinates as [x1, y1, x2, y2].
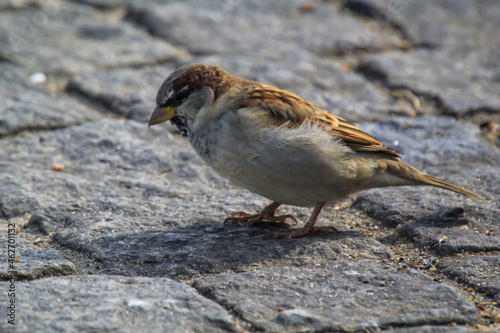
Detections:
[222, 163, 350, 207]
[191, 119, 358, 207]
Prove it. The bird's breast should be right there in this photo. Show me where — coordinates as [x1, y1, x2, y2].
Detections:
[189, 120, 221, 161]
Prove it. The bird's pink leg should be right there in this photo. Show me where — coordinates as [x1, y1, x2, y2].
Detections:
[273, 201, 337, 238]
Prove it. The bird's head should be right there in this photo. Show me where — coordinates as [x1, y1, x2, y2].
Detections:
[148, 63, 233, 137]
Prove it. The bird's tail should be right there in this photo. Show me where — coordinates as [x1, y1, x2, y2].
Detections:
[416, 173, 485, 200]
[376, 159, 485, 200]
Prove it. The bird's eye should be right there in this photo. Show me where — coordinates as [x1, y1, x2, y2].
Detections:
[174, 90, 187, 102]
[165, 88, 191, 107]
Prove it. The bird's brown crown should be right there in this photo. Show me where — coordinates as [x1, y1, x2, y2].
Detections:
[171, 63, 233, 101]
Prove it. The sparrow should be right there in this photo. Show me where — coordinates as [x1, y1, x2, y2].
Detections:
[149, 63, 485, 238]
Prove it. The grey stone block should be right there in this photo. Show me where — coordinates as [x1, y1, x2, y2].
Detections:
[389, 326, 481, 333]
[193, 260, 479, 332]
[357, 47, 500, 117]
[28, 196, 393, 280]
[76, 0, 166, 7]
[0, 275, 238, 333]
[127, 0, 402, 57]
[0, 62, 101, 137]
[0, 2, 184, 77]
[67, 64, 176, 121]
[0, 234, 77, 281]
[345, 0, 500, 48]
[440, 256, 500, 303]
[0, 119, 218, 219]
[0, 0, 44, 9]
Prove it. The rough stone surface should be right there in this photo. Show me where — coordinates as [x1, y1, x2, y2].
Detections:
[127, 0, 404, 57]
[0, 234, 77, 281]
[0, 275, 238, 333]
[0, 0, 44, 9]
[345, 0, 500, 48]
[67, 64, 175, 121]
[27, 197, 393, 280]
[0, 62, 102, 137]
[77, 0, 166, 7]
[0, 2, 184, 77]
[440, 256, 500, 303]
[390, 327, 481, 333]
[357, 47, 500, 117]
[0, 119, 219, 219]
[193, 260, 479, 332]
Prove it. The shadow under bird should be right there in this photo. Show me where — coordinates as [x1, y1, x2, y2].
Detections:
[149, 63, 485, 238]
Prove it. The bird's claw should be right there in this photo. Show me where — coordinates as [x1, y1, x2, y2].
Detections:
[273, 226, 338, 238]
[224, 211, 298, 225]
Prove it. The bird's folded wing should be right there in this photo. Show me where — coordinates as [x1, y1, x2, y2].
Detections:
[240, 83, 402, 158]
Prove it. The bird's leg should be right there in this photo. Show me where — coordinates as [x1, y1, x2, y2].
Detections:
[273, 201, 337, 238]
[224, 201, 298, 226]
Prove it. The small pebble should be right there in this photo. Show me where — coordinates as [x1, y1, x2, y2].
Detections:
[52, 163, 65, 172]
[29, 72, 47, 84]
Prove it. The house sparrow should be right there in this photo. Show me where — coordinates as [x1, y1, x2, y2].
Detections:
[149, 63, 485, 238]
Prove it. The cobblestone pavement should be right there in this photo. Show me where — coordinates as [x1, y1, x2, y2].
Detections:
[0, 1, 499, 332]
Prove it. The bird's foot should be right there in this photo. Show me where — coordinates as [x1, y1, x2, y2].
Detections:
[273, 226, 338, 238]
[224, 202, 298, 226]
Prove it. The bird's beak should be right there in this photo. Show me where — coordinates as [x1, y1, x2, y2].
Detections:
[148, 106, 176, 127]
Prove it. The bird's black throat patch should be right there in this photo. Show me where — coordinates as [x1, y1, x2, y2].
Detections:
[170, 116, 190, 138]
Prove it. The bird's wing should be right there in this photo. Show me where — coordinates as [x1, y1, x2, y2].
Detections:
[240, 83, 402, 158]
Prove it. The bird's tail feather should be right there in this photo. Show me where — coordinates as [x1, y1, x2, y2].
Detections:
[416, 173, 485, 200]
[381, 160, 485, 200]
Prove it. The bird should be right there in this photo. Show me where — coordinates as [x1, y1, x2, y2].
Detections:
[148, 63, 485, 238]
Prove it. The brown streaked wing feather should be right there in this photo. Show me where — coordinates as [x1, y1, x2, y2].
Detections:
[241, 83, 320, 123]
[240, 83, 402, 158]
[318, 112, 402, 157]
